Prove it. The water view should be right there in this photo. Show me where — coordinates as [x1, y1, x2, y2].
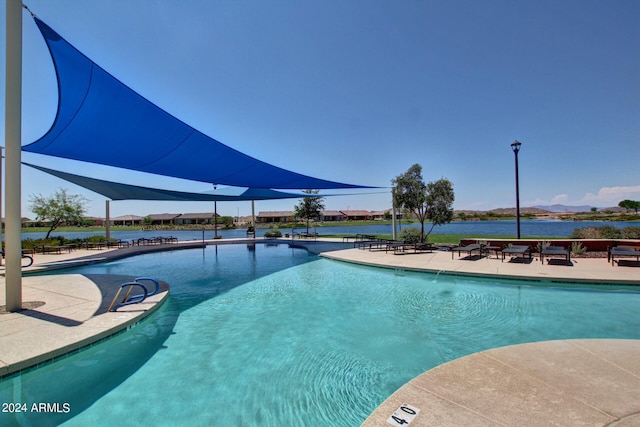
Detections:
[16, 219, 634, 242]
[2, 244, 639, 426]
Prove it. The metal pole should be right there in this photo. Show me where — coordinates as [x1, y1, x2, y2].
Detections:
[251, 200, 255, 226]
[0, 146, 3, 267]
[5, 0, 23, 311]
[214, 201, 218, 238]
[105, 200, 111, 240]
[512, 141, 522, 239]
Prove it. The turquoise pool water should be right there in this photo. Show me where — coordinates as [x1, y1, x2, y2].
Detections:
[2, 244, 639, 426]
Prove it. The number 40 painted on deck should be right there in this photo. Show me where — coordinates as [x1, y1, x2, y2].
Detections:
[386, 403, 420, 426]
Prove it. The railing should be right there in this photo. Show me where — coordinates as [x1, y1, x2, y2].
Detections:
[108, 277, 160, 312]
[0, 250, 34, 267]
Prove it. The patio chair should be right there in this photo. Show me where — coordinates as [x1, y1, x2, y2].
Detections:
[540, 245, 571, 264]
[392, 241, 435, 254]
[451, 243, 483, 259]
[501, 245, 532, 262]
[608, 246, 640, 266]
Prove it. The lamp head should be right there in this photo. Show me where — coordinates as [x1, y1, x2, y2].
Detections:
[511, 140, 521, 153]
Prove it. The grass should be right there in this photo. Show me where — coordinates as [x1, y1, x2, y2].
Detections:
[21, 226, 137, 233]
[321, 233, 558, 244]
[21, 226, 559, 245]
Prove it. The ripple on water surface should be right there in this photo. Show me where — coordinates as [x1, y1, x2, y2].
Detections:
[3, 246, 638, 427]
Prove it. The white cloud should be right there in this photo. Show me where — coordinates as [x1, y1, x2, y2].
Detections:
[523, 197, 552, 206]
[579, 185, 640, 205]
[523, 195, 568, 206]
[523, 186, 640, 208]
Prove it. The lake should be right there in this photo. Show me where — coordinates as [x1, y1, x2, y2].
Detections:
[15, 219, 634, 242]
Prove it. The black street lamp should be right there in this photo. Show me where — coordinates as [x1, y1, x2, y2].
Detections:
[511, 140, 522, 239]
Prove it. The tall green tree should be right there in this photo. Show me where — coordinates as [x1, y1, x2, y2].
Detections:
[29, 189, 89, 238]
[392, 164, 454, 242]
[294, 190, 325, 233]
[618, 199, 640, 214]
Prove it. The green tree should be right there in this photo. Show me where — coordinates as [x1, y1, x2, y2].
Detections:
[392, 164, 454, 242]
[29, 189, 88, 238]
[220, 216, 235, 228]
[294, 190, 325, 233]
[618, 199, 640, 214]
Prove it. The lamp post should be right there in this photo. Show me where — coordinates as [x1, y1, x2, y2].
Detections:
[511, 140, 522, 239]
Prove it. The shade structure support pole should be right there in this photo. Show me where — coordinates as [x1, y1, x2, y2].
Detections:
[214, 201, 218, 238]
[5, 0, 23, 311]
[0, 146, 3, 267]
[251, 200, 255, 226]
[105, 200, 111, 240]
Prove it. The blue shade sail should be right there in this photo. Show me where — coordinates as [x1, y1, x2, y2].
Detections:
[24, 162, 309, 201]
[23, 18, 371, 190]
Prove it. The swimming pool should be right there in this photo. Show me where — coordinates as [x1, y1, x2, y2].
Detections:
[2, 244, 639, 426]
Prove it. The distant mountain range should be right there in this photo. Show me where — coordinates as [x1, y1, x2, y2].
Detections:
[455, 204, 625, 215]
[533, 204, 594, 213]
[532, 204, 624, 213]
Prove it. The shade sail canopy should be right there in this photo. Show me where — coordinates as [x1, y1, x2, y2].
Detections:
[23, 17, 371, 190]
[24, 162, 309, 202]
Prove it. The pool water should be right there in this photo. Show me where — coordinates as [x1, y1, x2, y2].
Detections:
[2, 244, 639, 426]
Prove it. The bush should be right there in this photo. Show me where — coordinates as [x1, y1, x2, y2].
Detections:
[599, 225, 623, 239]
[264, 229, 282, 238]
[536, 240, 550, 253]
[571, 225, 639, 240]
[21, 236, 68, 249]
[621, 226, 640, 239]
[570, 227, 599, 239]
[571, 241, 586, 255]
[398, 227, 422, 243]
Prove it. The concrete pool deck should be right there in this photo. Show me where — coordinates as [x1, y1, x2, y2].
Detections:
[0, 241, 205, 376]
[0, 238, 638, 426]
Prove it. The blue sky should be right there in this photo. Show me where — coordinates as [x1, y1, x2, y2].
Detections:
[1, 0, 639, 218]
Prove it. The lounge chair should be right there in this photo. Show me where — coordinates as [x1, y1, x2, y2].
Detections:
[354, 235, 380, 249]
[392, 242, 435, 254]
[501, 245, 532, 262]
[451, 244, 483, 259]
[608, 246, 640, 266]
[540, 245, 571, 264]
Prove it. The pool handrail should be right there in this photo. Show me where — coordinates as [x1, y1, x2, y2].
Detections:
[134, 277, 160, 297]
[108, 282, 148, 312]
[1, 250, 34, 267]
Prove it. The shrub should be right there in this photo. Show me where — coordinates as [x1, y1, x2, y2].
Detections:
[621, 226, 640, 239]
[570, 227, 599, 239]
[599, 225, 622, 239]
[399, 227, 422, 243]
[571, 225, 640, 240]
[536, 240, 550, 253]
[571, 241, 586, 255]
[264, 229, 282, 238]
[21, 237, 68, 249]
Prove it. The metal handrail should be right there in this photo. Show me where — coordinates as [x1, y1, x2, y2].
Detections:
[134, 277, 160, 297]
[108, 282, 148, 312]
[1, 250, 34, 267]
